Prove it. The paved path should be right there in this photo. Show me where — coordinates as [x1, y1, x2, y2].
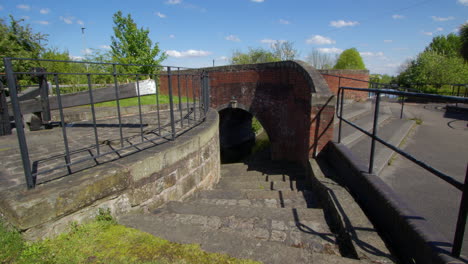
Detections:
[0, 106, 201, 190]
[380, 103, 468, 256]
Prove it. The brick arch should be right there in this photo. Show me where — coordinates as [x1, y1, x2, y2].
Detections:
[206, 60, 335, 164]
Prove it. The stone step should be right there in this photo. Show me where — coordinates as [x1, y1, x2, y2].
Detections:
[336, 113, 392, 147]
[349, 118, 415, 175]
[221, 161, 305, 174]
[162, 201, 326, 225]
[217, 174, 304, 183]
[197, 189, 315, 201]
[333, 102, 371, 125]
[220, 168, 306, 179]
[215, 179, 313, 191]
[193, 197, 311, 209]
[119, 213, 362, 264]
[148, 201, 338, 253]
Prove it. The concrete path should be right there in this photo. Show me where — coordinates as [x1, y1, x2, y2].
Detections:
[379, 103, 468, 256]
[337, 100, 468, 256]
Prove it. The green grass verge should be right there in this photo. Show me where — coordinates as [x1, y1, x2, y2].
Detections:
[0, 209, 259, 264]
[93, 94, 191, 108]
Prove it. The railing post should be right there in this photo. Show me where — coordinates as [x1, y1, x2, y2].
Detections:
[369, 91, 381, 174]
[400, 88, 406, 119]
[203, 71, 210, 115]
[4, 58, 34, 189]
[112, 64, 124, 148]
[452, 164, 468, 257]
[338, 78, 344, 143]
[177, 68, 183, 128]
[0, 81, 12, 136]
[167, 67, 176, 140]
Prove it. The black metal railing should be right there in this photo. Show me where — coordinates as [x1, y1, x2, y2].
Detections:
[336, 86, 468, 258]
[2, 57, 210, 189]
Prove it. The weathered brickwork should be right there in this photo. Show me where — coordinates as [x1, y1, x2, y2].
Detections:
[319, 69, 370, 101]
[205, 61, 335, 163]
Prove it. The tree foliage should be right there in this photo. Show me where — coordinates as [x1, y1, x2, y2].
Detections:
[0, 15, 47, 74]
[110, 11, 166, 74]
[333, 48, 366, 70]
[460, 23, 468, 61]
[424, 33, 461, 57]
[230, 47, 279, 65]
[271, 41, 298, 61]
[397, 31, 468, 88]
[305, 49, 336, 69]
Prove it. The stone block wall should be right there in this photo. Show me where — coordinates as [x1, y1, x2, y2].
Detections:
[0, 109, 220, 240]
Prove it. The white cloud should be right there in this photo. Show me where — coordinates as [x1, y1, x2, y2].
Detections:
[251, 0, 264, 2]
[436, 27, 444, 32]
[392, 14, 404, 19]
[17, 4, 30, 11]
[40, 8, 50, 14]
[35, 20, 49, 25]
[317, 47, 343, 54]
[360, 51, 385, 57]
[384, 40, 393, 43]
[422, 31, 433, 36]
[260, 39, 285, 44]
[156, 12, 166, 18]
[77, 20, 84, 25]
[166, 0, 181, 4]
[60, 16, 74, 24]
[306, 35, 336, 45]
[165, 49, 212, 58]
[431, 16, 455, 21]
[83, 48, 93, 55]
[217, 56, 228, 61]
[330, 20, 359, 28]
[279, 19, 290, 25]
[169, 34, 175, 38]
[0, 5, 3, 11]
[458, 0, 468, 6]
[225, 35, 240, 42]
[70, 55, 84, 61]
[100, 45, 111, 50]
[22, 16, 30, 20]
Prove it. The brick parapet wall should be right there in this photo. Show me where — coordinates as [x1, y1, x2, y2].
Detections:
[319, 69, 370, 101]
[202, 61, 335, 163]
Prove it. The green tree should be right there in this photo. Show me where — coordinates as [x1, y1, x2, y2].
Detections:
[333, 48, 366, 70]
[271, 41, 298, 61]
[397, 31, 468, 89]
[110, 11, 166, 74]
[230, 47, 279, 65]
[460, 23, 468, 61]
[0, 15, 47, 77]
[424, 33, 461, 57]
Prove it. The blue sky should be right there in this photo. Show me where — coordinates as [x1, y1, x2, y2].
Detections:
[1, 0, 467, 75]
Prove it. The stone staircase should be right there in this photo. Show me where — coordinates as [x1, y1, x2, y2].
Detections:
[334, 99, 416, 174]
[119, 158, 366, 263]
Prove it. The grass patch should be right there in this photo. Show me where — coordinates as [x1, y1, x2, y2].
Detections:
[93, 94, 191, 108]
[0, 209, 259, 264]
[251, 117, 263, 135]
[410, 117, 423, 125]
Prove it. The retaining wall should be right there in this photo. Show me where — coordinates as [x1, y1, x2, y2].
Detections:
[0, 108, 220, 240]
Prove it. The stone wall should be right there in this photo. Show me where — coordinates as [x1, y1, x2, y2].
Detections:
[319, 69, 370, 101]
[0, 109, 220, 240]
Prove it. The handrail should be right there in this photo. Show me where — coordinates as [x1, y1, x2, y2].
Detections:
[336, 85, 468, 258]
[2, 57, 209, 189]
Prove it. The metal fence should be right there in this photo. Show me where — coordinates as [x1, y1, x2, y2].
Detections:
[336, 86, 468, 258]
[2, 57, 210, 189]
